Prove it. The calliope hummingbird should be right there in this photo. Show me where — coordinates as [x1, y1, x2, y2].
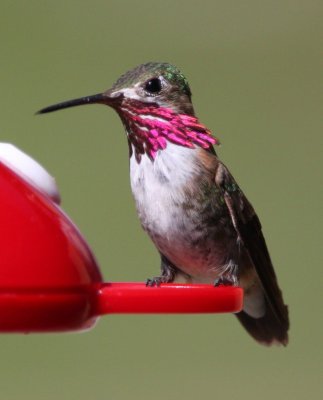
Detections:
[38, 62, 289, 345]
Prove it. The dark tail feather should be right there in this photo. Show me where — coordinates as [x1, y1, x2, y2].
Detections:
[235, 298, 289, 346]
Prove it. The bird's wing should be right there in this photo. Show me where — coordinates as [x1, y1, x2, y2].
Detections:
[214, 162, 289, 327]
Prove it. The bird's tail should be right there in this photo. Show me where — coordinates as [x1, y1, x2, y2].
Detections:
[235, 295, 289, 346]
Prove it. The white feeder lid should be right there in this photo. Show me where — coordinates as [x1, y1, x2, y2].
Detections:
[0, 143, 60, 204]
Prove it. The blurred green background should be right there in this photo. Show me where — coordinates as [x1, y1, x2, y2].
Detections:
[1, 1, 322, 399]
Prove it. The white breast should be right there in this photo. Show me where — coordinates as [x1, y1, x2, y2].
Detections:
[129, 143, 198, 238]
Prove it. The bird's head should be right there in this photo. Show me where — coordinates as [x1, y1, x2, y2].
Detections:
[38, 62, 218, 160]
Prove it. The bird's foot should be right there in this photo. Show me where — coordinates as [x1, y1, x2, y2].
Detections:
[214, 276, 238, 287]
[214, 263, 239, 287]
[146, 276, 171, 287]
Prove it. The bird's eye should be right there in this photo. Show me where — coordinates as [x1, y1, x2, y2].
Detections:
[144, 78, 162, 94]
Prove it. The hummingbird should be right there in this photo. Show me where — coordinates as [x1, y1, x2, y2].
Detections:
[38, 62, 289, 346]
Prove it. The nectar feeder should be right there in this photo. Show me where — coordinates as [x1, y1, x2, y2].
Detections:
[0, 145, 243, 333]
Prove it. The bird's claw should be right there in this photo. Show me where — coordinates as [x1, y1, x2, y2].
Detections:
[146, 277, 166, 287]
[214, 262, 239, 287]
[214, 276, 238, 287]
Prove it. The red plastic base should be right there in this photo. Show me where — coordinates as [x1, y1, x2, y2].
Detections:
[0, 283, 243, 333]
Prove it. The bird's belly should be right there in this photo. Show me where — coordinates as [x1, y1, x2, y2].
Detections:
[130, 151, 235, 279]
[145, 207, 231, 280]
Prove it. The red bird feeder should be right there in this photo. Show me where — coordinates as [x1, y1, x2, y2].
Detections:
[0, 145, 243, 333]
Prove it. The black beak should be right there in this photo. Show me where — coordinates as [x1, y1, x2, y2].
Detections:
[36, 92, 123, 115]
